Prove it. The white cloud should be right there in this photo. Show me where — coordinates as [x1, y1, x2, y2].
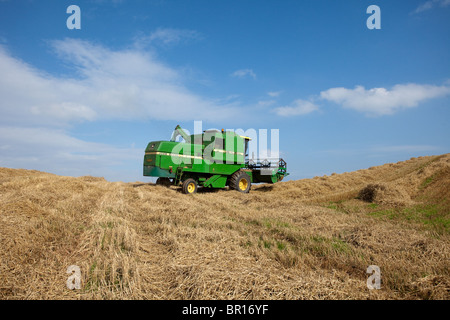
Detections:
[320, 83, 450, 116]
[135, 28, 202, 47]
[0, 39, 241, 126]
[268, 91, 281, 97]
[257, 100, 276, 107]
[31, 102, 96, 122]
[231, 69, 256, 79]
[0, 39, 245, 181]
[413, 0, 450, 13]
[0, 126, 141, 181]
[273, 99, 319, 116]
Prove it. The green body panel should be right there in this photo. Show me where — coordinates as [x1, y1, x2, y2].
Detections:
[143, 165, 175, 178]
[203, 175, 228, 188]
[143, 126, 288, 189]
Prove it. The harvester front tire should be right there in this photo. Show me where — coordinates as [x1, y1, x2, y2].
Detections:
[182, 178, 198, 194]
[230, 171, 251, 193]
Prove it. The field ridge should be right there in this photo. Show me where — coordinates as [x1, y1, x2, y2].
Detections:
[1, 154, 449, 299]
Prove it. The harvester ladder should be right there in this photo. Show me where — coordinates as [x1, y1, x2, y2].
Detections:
[174, 167, 184, 186]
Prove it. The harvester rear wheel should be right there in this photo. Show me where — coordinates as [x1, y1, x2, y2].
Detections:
[230, 171, 251, 193]
[182, 178, 198, 194]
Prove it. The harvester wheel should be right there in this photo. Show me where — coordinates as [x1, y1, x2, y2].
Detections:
[230, 171, 251, 193]
[182, 178, 198, 194]
[156, 177, 171, 187]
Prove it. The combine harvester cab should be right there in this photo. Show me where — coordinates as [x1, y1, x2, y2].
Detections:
[143, 125, 288, 194]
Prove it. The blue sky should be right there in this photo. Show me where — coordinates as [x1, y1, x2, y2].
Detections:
[0, 0, 449, 182]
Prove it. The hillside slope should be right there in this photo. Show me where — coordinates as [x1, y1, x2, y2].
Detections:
[0, 154, 449, 299]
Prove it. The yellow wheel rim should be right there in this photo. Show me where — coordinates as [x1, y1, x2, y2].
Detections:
[239, 178, 248, 191]
[187, 182, 195, 193]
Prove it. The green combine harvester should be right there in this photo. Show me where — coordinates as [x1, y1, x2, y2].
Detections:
[143, 125, 288, 194]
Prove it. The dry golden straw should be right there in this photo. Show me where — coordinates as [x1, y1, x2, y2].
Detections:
[1, 154, 449, 299]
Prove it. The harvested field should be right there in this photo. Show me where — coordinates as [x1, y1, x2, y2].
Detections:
[0, 154, 449, 300]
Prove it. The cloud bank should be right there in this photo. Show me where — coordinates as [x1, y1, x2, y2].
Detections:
[320, 83, 450, 116]
[135, 28, 202, 47]
[0, 38, 242, 180]
[413, 0, 450, 13]
[272, 82, 450, 117]
[231, 69, 256, 79]
[0, 38, 240, 127]
[273, 99, 319, 116]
